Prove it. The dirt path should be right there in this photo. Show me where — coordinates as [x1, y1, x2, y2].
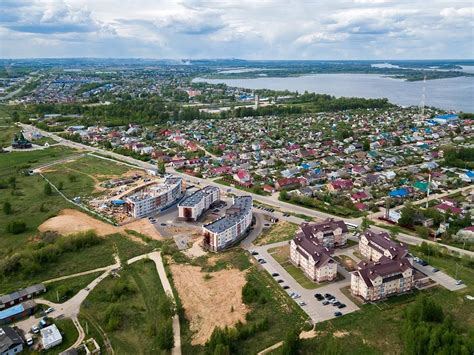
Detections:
[169, 263, 248, 345]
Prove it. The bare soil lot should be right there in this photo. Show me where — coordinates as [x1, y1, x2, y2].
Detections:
[38, 208, 162, 240]
[169, 263, 249, 345]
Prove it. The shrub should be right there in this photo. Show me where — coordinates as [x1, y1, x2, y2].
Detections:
[157, 319, 174, 350]
[6, 220, 27, 234]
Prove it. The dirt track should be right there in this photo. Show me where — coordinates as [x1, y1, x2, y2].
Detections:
[38, 209, 162, 240]
[169, 263, 249, 345]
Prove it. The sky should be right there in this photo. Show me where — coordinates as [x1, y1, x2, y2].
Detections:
[0, 0, 473, 59]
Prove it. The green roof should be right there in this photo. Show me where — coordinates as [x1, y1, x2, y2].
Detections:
[414, 181, 429, 192]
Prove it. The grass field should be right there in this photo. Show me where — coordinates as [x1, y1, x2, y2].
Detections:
[42, 272, 104, 303]
[0, 233, 153, 294]
[255, 221, 298, 246]
[44, 318, 79, 354]
[80, 259, 173, 354]
[0, 124, 18, 147]
[0, 146, 80, 257]
[268, 245, 320, 289]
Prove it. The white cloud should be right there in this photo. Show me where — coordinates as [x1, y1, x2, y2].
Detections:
[0, 0, 472, 59]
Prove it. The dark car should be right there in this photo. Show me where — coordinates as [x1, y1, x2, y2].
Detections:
[283, 285, 290, 290]
[338, 303, 346, 309]
[324, 293, 334, 300]
[277, 279, 284, 283]
[314, 293, 324, 300]
[333, 301, 341, 307]
[322, 300, 330, 305]
[334, 312, 343, 317]
[272, 273, 279, 277]
[251, 251, 259, 255]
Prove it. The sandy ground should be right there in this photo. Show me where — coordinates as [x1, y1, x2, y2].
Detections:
[183, 238, 207, 258]
[169, 263, 249, 345]
[38, 208, 162, 240]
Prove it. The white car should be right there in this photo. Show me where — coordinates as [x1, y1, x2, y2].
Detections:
[26, 337, 34, 346]
[45, 307, 54, 314]
[299, 301, 307, 306]
[31, 325, 40, 334]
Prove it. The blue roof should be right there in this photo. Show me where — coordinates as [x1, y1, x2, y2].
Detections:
[435, 114, 458, 120]
[301, 163, 311, 169]
[112, 200, 126, 205]
[314, 168, 321, 174]
[389, 188, 409, 198]
[0, 304, 24, 320]
[466, 171, 474, 178]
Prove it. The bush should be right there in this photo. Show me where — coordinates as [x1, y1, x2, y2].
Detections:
[104, 304, 124, 331]
[157, 319, 174, 350]
[44, 182, 52, 196]
[3, 201, 12, 215]
[6, 220, 27, 234]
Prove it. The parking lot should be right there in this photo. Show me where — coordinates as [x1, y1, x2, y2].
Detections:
[412, 262, 466, 291]
[251, 241, 360, 323]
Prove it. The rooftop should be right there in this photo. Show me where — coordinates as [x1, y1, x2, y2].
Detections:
[178, 186, 219, 208]
[203, 196, 252, 234]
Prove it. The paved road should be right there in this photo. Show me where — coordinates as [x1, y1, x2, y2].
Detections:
[251, 242, 360, 324]
[20, 124, 474, 258]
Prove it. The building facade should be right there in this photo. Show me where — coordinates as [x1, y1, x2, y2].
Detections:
[290, 237, 337, 283]
[0, 327, 23, 355]
[125, 177, 185, 218]
[359, 230, 409, 262]
[178, 186, 220, 221]
[351, 258, 414, 302]
[202, 196, 253, 252]
[0, 284, 45, 310]
[297, 219, 349, 248]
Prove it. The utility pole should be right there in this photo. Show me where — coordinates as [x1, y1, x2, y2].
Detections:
[425, 170, 431, 209]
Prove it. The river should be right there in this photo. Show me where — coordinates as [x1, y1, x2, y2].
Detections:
[193, 74, 474, 112]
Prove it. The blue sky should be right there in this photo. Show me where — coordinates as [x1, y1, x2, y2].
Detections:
[0, 0, 472, 59]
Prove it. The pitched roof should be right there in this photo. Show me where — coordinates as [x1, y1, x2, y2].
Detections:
[300, 218, 349, 238]
[363, 230, 408, 260]
[355, 258, 412, 288]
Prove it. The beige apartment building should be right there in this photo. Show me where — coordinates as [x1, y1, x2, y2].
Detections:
[351, 258, 414, 302]
[290, 230, 337, 283]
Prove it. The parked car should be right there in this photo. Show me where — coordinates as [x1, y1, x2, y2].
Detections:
[338, 303, 346, 309]
[272, 272, 279, 277]
[432, 268, 439, 273]
[31, 325, 40, 334]
[334, 312, 343, 317]
[456, 280, 464, 285]
[333, 301, 341, 307]
[314, 293, 324, 301]
[45, 307, 54, 314]
[322, 300, 330, 306]
[251, 251, 259, 255]
[299, 301, 307, 306]
[26, 337, 34, 346]
[324, 293, 334, 300]
[277, 279, 284, 283]
[283, 285, 290, 290]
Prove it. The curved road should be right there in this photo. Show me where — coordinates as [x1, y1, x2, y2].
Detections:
[20, 124, 474, 258]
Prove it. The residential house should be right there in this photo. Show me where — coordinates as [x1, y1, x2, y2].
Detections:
[0, 327, 24, 355]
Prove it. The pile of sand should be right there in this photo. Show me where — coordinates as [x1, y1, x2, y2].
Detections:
[169, 263, 249, 345]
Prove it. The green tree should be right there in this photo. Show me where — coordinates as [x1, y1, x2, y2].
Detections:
[360, 217, 371, 231]
[363, 140, 370, 151]
[157, 160, 166, 175]
[280, 329, 300, 355]
[157, 319, 174, 350]
[6, 220, 27, 234]
[44, 182, 53, 196]
[399, 203, 416, 227]
[3, 201, 12, 215]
